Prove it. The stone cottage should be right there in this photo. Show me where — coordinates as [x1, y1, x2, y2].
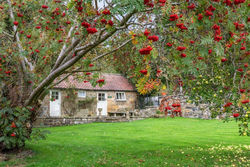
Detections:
[40, 74, 138, 118]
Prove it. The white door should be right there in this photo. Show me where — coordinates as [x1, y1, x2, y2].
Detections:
[50, 90, 61, 117]
[97, 92, 107, 116]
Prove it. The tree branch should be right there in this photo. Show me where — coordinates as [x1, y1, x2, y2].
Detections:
[7, 0, 34, 71]
[92, 38, 132, 62]
[25, 9, 137, 106]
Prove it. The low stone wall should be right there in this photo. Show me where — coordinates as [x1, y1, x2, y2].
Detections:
[34, 99, 212, 127]
[182, 103, 211, 119]
[34, 116, 146, 127]
[134, 107, 157, 117]
[160, 95, 212, 119]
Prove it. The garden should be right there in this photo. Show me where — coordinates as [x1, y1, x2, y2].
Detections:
[0, 0, 249, 166]
[1, 118, 250, 167]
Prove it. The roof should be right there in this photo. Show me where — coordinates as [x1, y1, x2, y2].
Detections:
[54, 74, 136, 91]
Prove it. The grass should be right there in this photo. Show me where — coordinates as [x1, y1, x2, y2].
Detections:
[1, 117, 250, 167]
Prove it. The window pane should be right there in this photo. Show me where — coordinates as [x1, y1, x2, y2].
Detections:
[78, 91, 86, 97]
[116, 92, 125, 100]
[52, 91, 59, 100]
[98, 93, 105, 101]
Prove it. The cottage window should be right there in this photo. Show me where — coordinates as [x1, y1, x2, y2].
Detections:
[51, 91, 59, 100]
[116, 92, 126, 101]
[98, 93, 106, 101]
[78, 90, 86, 98]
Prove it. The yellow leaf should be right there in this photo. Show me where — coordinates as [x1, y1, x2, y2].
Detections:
[132, 39, 138, 45]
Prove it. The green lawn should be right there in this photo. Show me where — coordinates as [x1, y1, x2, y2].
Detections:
[1, 118, 250, 167]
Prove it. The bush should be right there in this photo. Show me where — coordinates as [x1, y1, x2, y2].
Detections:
[156, 110, 162, 115]
[0, 107, 31, 151]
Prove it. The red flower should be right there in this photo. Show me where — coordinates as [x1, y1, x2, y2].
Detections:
[214, 36, 222, 42]
[157, 69, 162, 74]
[237, 68, 243, 72]
[172, 103, 181, 107]
[101, 19, 107, 24]
[221, 58, 228, 62]
[241, 99, 249, 104]
[187, 3, 195, 9]
[240, 47, 246, 50]
[81, 21, 91, 28]
[198, 56, 204, 60]
[97, 79, 105, 83]
[27, 35, 31, 38]
[148, 35, 159, 42]
[165, 106, 172, 110]
[169, 14, 179, 21]
[234, 0, 245, 5]
[144, 29, 150, 36]
[205, 10, 213, 16]
[244, 63, 248, 67]
[159, 0, 166, 3]
[177, 46, 186, 51]
[166, 43, 173, 47]
[108, 20, 114, 26]
[174, 109, 181, 112]
[190, 40, 195, 44]
[89, 64, 94, 67]
[11, 122, 16, 128]
[180, 53, 187, 58]
[87, 27, 98, 34]
[66, 21, 71, 24]
[144, 0, 150, 5]
[223, 0, 233, 6]
[36, 26, 41, 29]
[208, 49, 212, 54]
[198, 13, 203, 20]
[11, 133, 16, 137]
[176, 23, 188, 30]
[42, 5, 48, 9]
[102, 9, 111, 15]
[240, 89, 245, 93]
[139, 69, 148, 75]
[212, 24, 220, 30]
[139, 46, 153, 55]
[85, 72, 91, 75]
[224, 102, 232, 107]
[17, 13, 23, 17]
[233, 113, 240, 118]
[13, 21, 19, 26]
[208, 5, 216, 12]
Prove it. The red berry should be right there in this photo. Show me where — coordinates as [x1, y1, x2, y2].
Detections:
[13, 21, 19, 26]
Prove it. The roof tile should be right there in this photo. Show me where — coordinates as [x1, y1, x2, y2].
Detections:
[54, 74, 136, 91]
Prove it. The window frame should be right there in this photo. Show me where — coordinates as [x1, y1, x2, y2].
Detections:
[97, 93, 106, 101]
[51, 91, 59, 100]
[78, 90, 86, 98]
[115, 92, 126, 101]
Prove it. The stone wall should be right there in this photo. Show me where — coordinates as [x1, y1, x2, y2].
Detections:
[34, 116, 145, 127]
[163, 95, 212, 119]
[134, 107, 158, 117]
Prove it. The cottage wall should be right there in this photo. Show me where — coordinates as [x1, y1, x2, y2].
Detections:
[40, 89, 137, 118]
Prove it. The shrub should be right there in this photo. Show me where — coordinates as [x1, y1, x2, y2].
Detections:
[0, 107, 31, 151]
